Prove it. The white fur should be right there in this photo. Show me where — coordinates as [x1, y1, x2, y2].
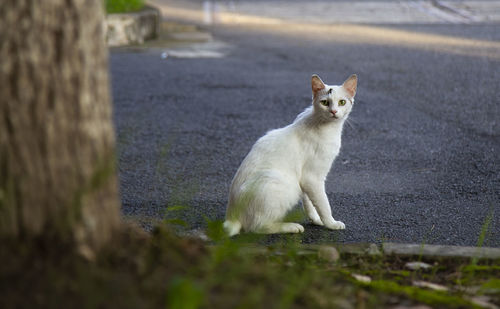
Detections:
[224, 74, 357, 235]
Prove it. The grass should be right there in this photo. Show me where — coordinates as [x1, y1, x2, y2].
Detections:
[366, 280, 480, 308]
[1, 221, 499, 309]
[105, 0, 144, 14]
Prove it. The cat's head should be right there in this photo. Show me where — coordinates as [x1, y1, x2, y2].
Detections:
[311, 74, 357, 122]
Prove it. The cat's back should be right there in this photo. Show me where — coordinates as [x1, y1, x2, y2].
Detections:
[251, 107, 314, 155]
[244, 125, 299, 165]
[230, 124, 302, 186]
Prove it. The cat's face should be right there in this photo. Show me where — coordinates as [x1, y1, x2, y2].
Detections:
[311, 74, 357, 122]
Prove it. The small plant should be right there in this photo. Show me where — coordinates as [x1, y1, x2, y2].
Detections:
[105, 0, 144, 14]
[166, 277, 205, 309]
[471, 206, 494, 265]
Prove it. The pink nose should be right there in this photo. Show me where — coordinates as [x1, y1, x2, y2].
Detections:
[331, 110, 337, 115]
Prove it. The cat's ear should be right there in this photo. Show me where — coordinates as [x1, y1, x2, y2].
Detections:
[342, 74, 357, 98]
[311, 74, 326, 97]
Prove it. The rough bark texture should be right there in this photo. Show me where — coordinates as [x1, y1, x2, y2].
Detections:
[0, 0, 121, 250]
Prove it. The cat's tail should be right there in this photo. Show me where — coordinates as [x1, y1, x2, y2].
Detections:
[223, 220, 242, 236]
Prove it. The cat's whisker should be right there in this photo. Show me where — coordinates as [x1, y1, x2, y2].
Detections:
[345, 118, 356, 130]
[347, 115, 359, 124]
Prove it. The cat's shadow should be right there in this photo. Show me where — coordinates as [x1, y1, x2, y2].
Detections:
[229, 223, 347, 245]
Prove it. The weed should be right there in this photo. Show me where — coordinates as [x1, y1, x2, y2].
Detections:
[164, 205, 189, 228]
[472, 206, 494, 265]
[283, 207, 307, 224]
[480, 279, 500, 294]
[152, 139, 202, 232]
[363, 280, 479, 308]
[105, 0, 144, 14]
[166, 276, 205, 309]
[462, 264, 500, 272]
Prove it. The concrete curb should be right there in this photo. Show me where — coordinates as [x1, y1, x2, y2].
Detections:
[182, 228, 500, 259]
[106, 5, 160, 47]
[382, 242, 500, 259]
[309, 243, 500, 259]
[185, 230, 500, 259]
[217, 241, 500, 260]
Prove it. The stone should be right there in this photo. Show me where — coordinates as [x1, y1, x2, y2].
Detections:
[106, 6, 160, 47]
[318, 246, 340, 262]
[180, 229, 209, 241]
[366, 243, 382, 255]
[467, 296, 498, 309]
[405, 261, 432, 270]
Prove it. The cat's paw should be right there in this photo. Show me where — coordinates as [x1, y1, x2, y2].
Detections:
[312, 219, 324, 226]
[307, 212, 324, 226]
[325, 220, 345, 230]
[285, 223, 305, 233]
[257, 222, 305, 234]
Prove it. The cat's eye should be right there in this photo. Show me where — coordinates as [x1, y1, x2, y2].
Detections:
[320, 100, 329, 106]
[338, 99, 347, 106]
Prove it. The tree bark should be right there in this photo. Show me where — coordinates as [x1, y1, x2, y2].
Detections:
[0, 0, 121, 251]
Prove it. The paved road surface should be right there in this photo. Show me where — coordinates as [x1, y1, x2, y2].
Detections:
[110, 0, 500, 246]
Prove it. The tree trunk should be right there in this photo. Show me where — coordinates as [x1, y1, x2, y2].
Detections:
[0, 0, 121, 251]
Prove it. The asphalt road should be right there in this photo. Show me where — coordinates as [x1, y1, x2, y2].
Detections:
[110, 8, 500, 246]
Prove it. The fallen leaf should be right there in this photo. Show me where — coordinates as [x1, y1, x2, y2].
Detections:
[412, 281, 448, 292]
[405, 261, 432, 270]
[352, 274, 371, 283]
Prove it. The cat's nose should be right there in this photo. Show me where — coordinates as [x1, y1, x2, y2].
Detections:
[331, 110, 337, 115]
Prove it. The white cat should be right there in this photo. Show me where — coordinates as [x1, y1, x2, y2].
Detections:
[224, 74, 357, 236]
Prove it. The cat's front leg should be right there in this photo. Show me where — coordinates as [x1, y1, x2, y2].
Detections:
[301, 181, 345, 230]
[302, 194, 323, 226]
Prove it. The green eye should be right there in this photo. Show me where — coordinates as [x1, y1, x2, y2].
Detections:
[320, 100, 329, 106]
[338, 99, 347, 106]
